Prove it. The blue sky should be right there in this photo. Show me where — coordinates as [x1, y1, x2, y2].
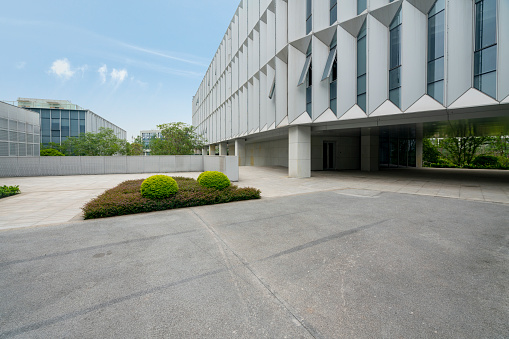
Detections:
[0, 0, 240, 140]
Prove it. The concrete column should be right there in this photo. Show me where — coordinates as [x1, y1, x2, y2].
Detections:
[202, 147, 208, 155]
[229, 144, 235, 158]
[361, 127, 379, 172]
[235, 139, 246, 166]
[209, 144, 216, 156]
[416, 123, 423, 168]
[219, 142, 228, 156]
[289, 126, 311, 178]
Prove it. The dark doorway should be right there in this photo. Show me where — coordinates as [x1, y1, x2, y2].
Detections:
[323, 141, 334, 170]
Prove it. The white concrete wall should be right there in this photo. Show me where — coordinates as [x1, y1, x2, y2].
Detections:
[311, 136, 361, 171]
[245, 138, 288, 167]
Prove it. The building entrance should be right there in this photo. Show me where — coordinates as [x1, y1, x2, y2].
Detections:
[323, 141, 334, 170]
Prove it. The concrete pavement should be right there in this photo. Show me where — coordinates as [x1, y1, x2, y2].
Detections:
[1, 166, 509, 230]
[0, 189, 507, 338]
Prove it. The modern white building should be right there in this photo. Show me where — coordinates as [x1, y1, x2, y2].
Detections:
[193, 0, 509, 177]
[0, 101, 41, 157]
[17, 98, 126, 145]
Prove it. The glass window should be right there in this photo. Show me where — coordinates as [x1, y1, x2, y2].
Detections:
[427, 0, 445, 104]
[322, 47, 337, 81]
[298, 43, 313, 86]
[71, 111, 79, 120]
[357, 21, 367, 112]
[269, 76, 276, 99]
[51, 110, 60, 119]
[474, 0, 497, 98]
[330, 0, 337, 25]
[41, 118, 50, 136]
[79, 111, 86, 120]
[61, 118, 69, 137]
[41, 109, 50, 119]
[71, 119, 79, 136]
[306, 0, 312, 34]
[357, 0, 366, 15]
[79, 119, 85, 134]
[389, 7, 402, 108]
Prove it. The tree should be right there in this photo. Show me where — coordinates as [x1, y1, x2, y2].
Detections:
[58, 127, 128, 156]
[441, 122, 489, 167]
[149, 122, 206, 155]
[126, 136, 144, 156]
[423, 139, 440, 164]
[40, 148, 65, 156]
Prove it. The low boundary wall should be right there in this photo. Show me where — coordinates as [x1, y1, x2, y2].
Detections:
[0, 155, 239, 181]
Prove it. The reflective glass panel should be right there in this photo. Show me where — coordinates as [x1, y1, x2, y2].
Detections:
[389, 88, 400, 107]
[357, 0, 366, 14]
[428, 11, 445, 60]
[474, 71, 496, 98]
[357, 37, 366, 76]
[427, 80, 444, 104]
[389, 67, 401, 90]
[357, 94, 366, 112]
[475, 0, 497, 50]
[390, 25, 401, 69]
[474, 45, 497, 75]
[357, 74, 366, 94]
[427, 57, 444, 83]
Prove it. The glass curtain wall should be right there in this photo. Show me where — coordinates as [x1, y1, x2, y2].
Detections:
[330, 0, 337, 25]
[389, 8, 402, 108]
[474, 0, 497, 98]
[357, 21, 367, 112]
[427, 0, 445, 104]
[306, 0, 312, 34]
[330, 34, 338, 115]
[38, 109, 87, 146]
[358, 0, 367, 15]
[306, 43, 313, 117]
[379, 126, 416, 168]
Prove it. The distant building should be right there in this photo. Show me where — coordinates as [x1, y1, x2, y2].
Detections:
[140, 129, 162, 155]
[0, 101, 41, 156]
[17, 98, 126, 145]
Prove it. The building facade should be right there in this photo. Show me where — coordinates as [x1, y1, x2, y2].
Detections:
[140, 129, 162, 155]
[18, 98, 126, 145]
[0, 101, 41, 156]
[193, 0, 509, 177]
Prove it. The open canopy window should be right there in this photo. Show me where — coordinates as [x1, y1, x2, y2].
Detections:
[322, 46, 337, 81]
[268, 75, 276, 99]
[298, 55, 312, 86]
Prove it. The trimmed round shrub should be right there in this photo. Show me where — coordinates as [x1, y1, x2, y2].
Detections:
[140, 175, 178, 199]
[472, 155, 499, 168]
[197, 171, 230, 190]
[40, 149, 64, 156]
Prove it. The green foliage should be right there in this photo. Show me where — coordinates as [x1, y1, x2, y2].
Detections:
[40, 149, 65, 156]
[423, 139, 440, 164]
[197, 171, 231, 190]
[57, 127, 128, 156]
[149, 122, 206, 155]
[472, 155, 499, 168]
[428, 158, 457, 168]
[83, 177, 261, 219]
[0, 185, 20, 198]
[140, 175, 179, 199]
[442, 136, 489, 167]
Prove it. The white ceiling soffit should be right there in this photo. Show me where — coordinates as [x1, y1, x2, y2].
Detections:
[449, 88, 499, 109]
[406, 0, 437, 15]
[291, 111, 313, 125]
[370, 0, 402, 27]
[314, 25, 338, 46]
[339, 13, 367, 37]
[276, 116, 289, 128]
[405, 94, 445, 113]
[289, 35, 312, 54]
[339, 105, 368, 120]
[268, 122, 276, 130]
[314, 108, 338, 123]
[260, 124, 268, 132]
[502, 95, 509, 104]
[369, 100, 402, 117]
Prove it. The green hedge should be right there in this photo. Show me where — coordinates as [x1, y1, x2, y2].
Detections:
[83, 177, 261, 219]
[197, 171, 231, 190]
[140, 175, 178, 199]
[0, 185, 20, 199]
[40, 149, 65, 156]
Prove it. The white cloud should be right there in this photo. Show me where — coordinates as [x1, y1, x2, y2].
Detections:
[111, 68, 128, 84]
[98, 64, 108, 83]
[15, 61, 26, 69]
[49, 58, 75, 79]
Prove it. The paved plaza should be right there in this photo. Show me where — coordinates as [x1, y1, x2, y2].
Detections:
[1, 166, 509, 230]
[0, 180, 507, 338]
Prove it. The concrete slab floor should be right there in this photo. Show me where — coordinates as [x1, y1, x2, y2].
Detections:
[1, 166, 508, 230]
